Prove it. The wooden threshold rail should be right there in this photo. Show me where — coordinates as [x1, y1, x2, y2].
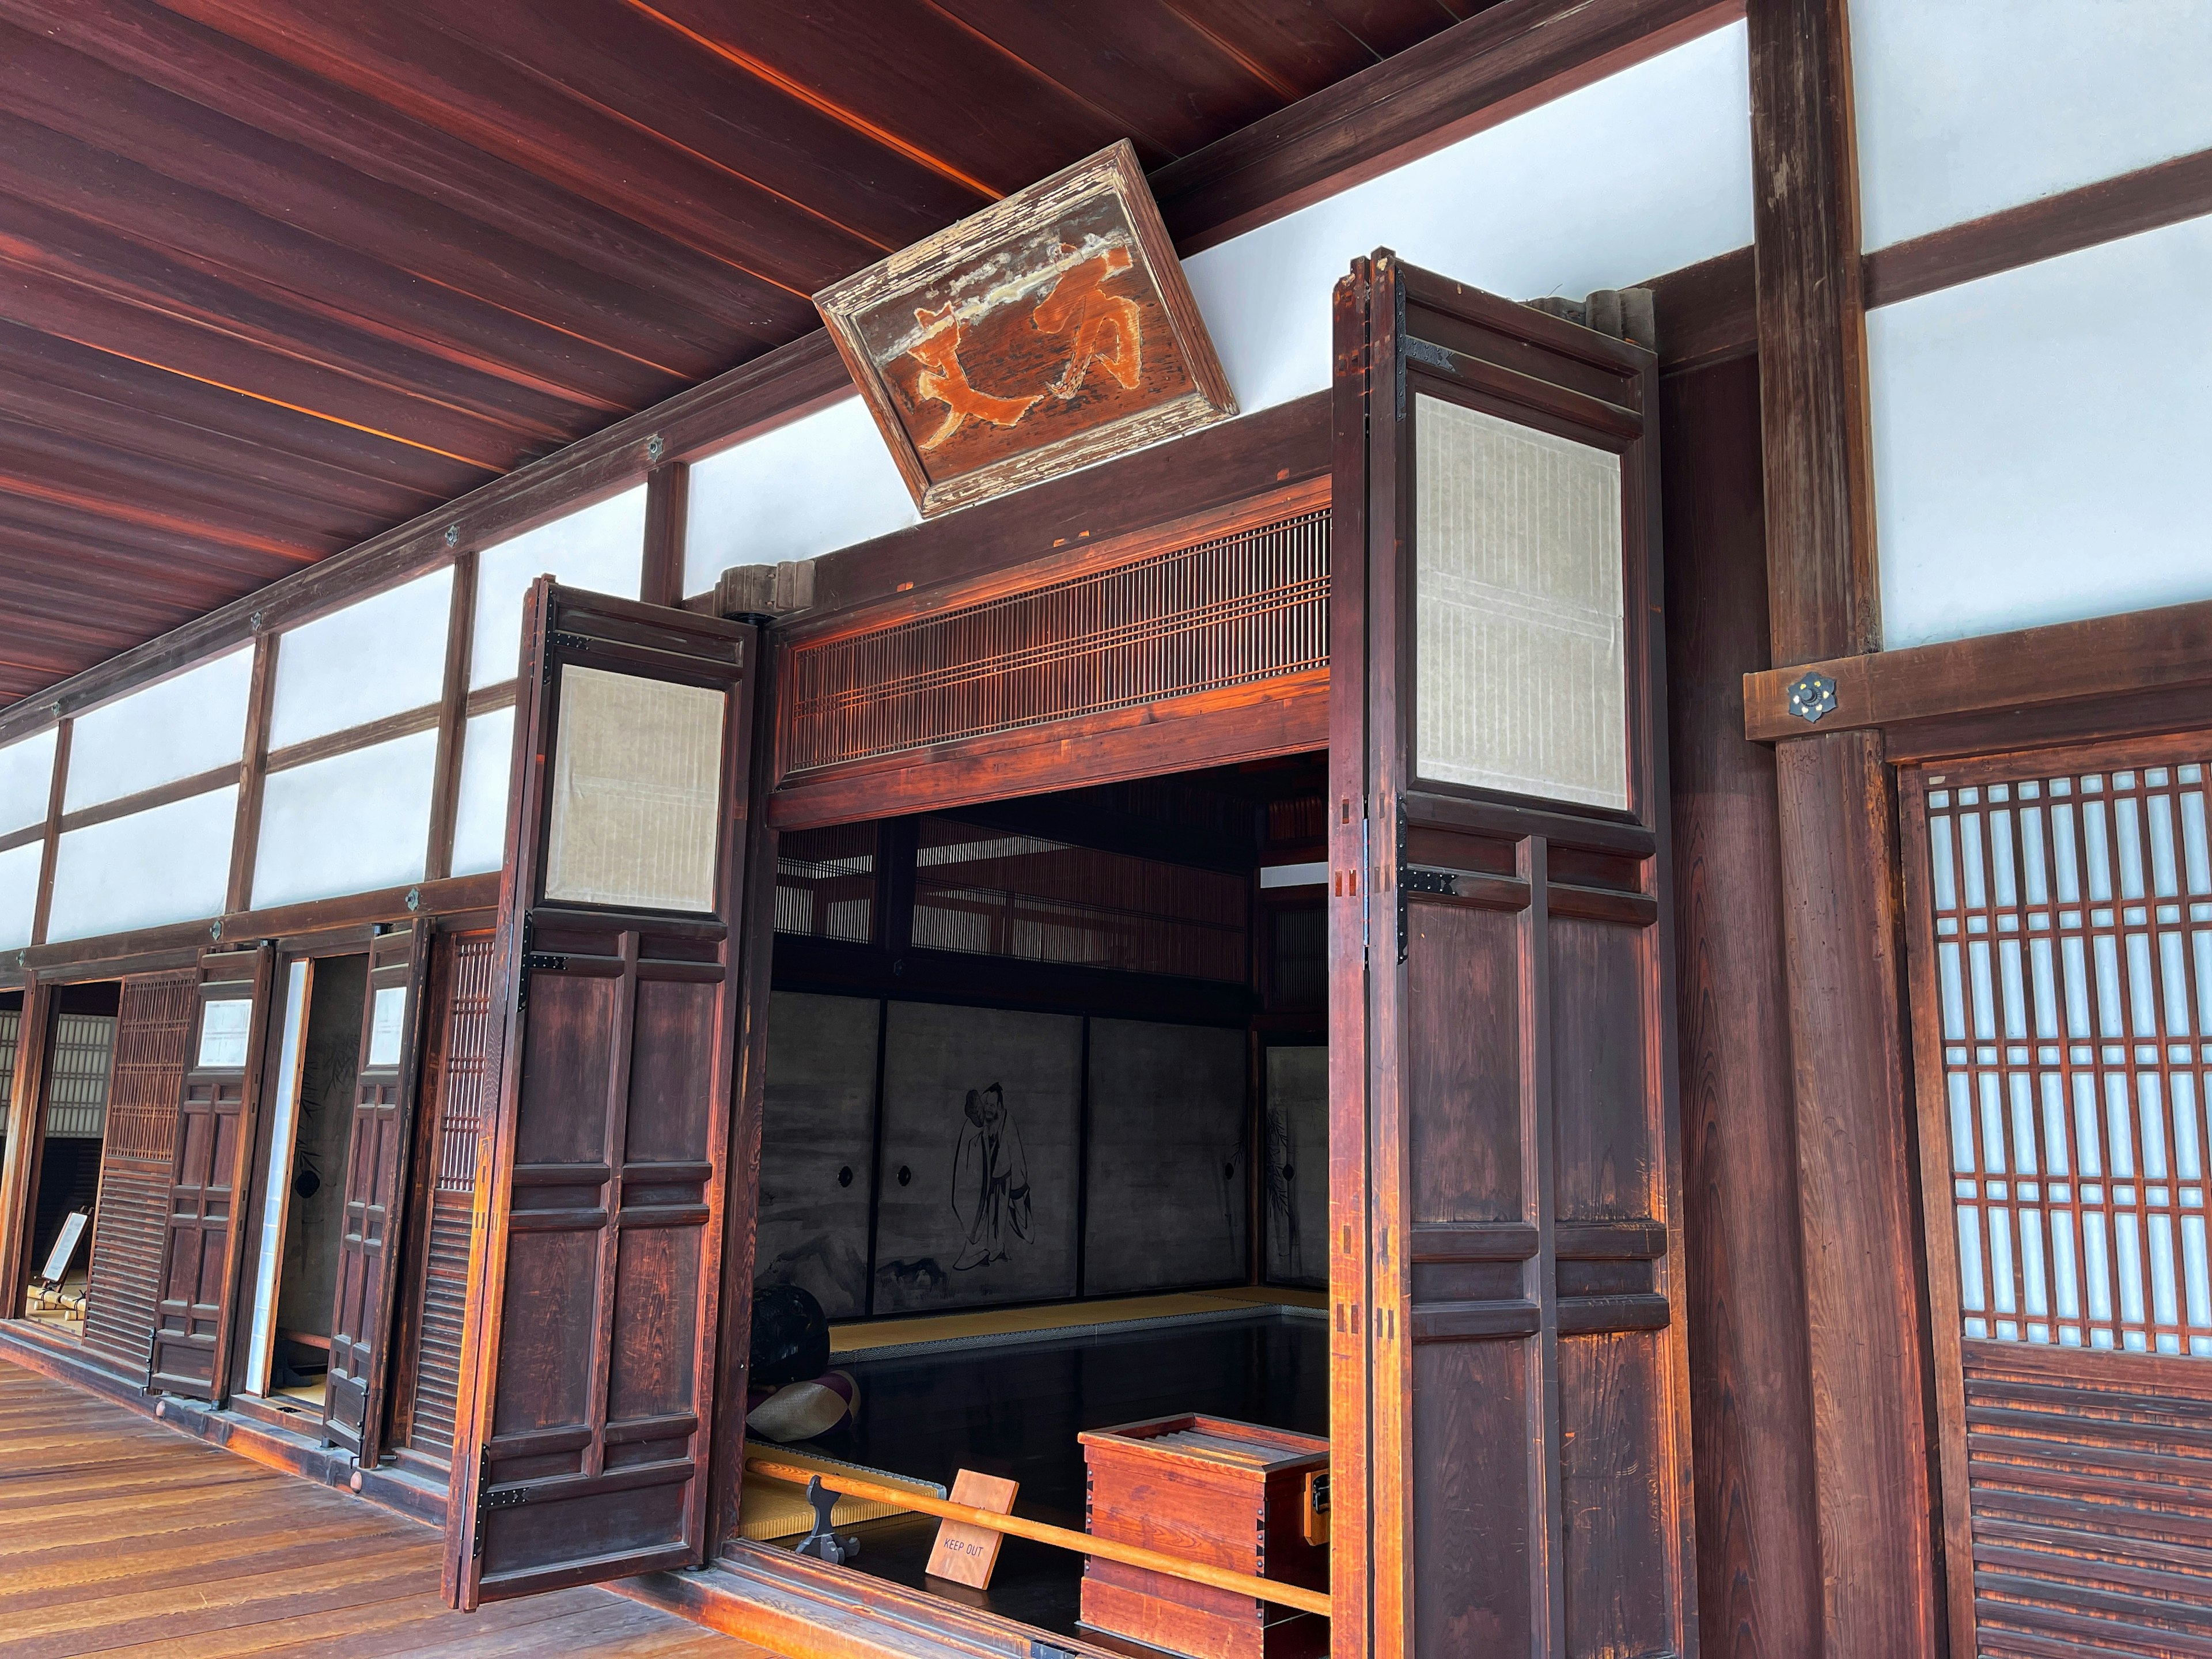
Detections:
[742, 1454, 1332, 1619]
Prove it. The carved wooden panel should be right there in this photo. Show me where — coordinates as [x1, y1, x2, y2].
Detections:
[783, 507, 1327, 778]
[82, 969, 195, 1380]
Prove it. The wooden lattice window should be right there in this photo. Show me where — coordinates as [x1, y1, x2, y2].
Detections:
[774, 824, 877, 944]
[1922, 756, 2212, 1357]
[435, 935, 497, 1193]
[910, 816, 1247, 982]
[783, 507, 1328, 775]
[44, 1014, 116, 1139]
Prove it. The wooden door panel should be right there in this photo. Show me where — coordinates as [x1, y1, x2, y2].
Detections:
[1558, 1332, 1674, 1657]
[82, 969, 196, 1381]
[444, 581, 757, 1609]
[1333, 254, 1691, 1656]
[1410, 1340, 1533, 1653]
[1549, 921, 1655, 1223]
[154, 949, 269, 1402]
[1406, 903, 1524, 1224]
[326, 926, 426, 1463]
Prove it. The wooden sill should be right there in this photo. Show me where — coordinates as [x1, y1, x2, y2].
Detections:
[615, 1541, 1130, 1659]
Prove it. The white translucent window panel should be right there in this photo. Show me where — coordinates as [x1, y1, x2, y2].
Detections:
[46, 785, 236, 943]
[1853, 0, 2212, 251]
[1184, 22, 1751, 414]
[245, 957, 311, 1395]
[0, 726, 56, 837]
[1872, 215, 2212, 650]
[471, 486, 646, 688]
[63, 648, 251, 813]
[450, 706, 515, 878]
[267, 567, 453, 752]
[543, 667, 723, 912]
[251, 728, 438, 911]
[0, 839, 41, 951]
[685, 398, 920, 590]
[1414, 396, 1627, 810]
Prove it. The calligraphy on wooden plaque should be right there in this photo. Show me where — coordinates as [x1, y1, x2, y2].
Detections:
[814, 141, 1236, 517]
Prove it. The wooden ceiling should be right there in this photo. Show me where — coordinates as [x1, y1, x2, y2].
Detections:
[0, 0, 1488, 704]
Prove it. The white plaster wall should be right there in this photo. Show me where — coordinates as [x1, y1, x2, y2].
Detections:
[64, 647, 252, 813]
[1852, 0, 2212, 251]
[1184, 21, 1753, 415]
[267, 566, 453, 751]
[252, 729, 440, 909]
[471, 486, 646, 688]
[685, 399, 919, 589]
[1871, 213, 2212, 650]
[0, 727, 56, 838]
[46, 785, 237, 942]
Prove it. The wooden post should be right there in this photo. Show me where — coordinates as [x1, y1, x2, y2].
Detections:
[1660, 356, 1823, 1656]
[1747, 1, 1945, 1653]
[642, 461, 691, 609]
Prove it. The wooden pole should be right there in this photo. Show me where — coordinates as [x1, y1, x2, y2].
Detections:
[743, 1454, 1332, 1619]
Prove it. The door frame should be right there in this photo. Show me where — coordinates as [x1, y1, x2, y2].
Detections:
[224, 925, 400, 1414]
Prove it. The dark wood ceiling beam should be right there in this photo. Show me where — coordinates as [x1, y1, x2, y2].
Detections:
[0, 319, 472, 504]
[0, 111, 681, 419]
[0, 347, 444, 524]
[931, 0, 1325, 156]
[0, 256, 527, 472]
[0, 463, 327, 570]
[166, 0, 891, 297]
[0, 0, 798, 355]
[630, 0, 1134, 196]
[1152, 0, 1740, 251]
[0, 414, 381, 550]
[0, 191, 604, 450]
[421, 0, 986, 249]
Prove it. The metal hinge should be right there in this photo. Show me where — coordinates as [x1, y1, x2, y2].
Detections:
[1397, 801, 1458, 963]
[514, 918, 566, 1013]
[543, 629, 591, 680]
[473, 1449, 526, 1556]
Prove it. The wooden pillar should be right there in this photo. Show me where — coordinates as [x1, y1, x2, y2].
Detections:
[1747, 1, 1944, 1653]
[1661, 355, 1823, 1657]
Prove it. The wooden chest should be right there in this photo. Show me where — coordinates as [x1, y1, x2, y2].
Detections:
[1078, 1414, 1328, 1659]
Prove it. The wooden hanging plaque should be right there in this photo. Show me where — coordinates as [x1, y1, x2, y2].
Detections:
[813, 140, 1236, 517]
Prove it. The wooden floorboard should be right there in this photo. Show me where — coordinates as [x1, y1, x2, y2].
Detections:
[0, 1361, 768, 1658]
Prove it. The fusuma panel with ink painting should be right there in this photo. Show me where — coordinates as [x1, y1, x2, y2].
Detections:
[872, 1002, 1080, 1315]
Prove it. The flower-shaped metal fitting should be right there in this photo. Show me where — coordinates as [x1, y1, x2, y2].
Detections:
[1786, 670, 1838, 724]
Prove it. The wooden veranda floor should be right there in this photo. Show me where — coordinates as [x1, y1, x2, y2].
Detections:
[0, 1360, 770, 1658]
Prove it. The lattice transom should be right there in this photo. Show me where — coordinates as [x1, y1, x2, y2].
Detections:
[1927, 761, 2212, 1356]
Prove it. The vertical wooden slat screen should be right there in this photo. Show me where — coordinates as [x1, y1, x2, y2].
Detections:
[404, 930, 497, 1465]
[1906, 739, 2212, 1657]
[82, 970, 196, 1380]
[783, 508, 1329, 776]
